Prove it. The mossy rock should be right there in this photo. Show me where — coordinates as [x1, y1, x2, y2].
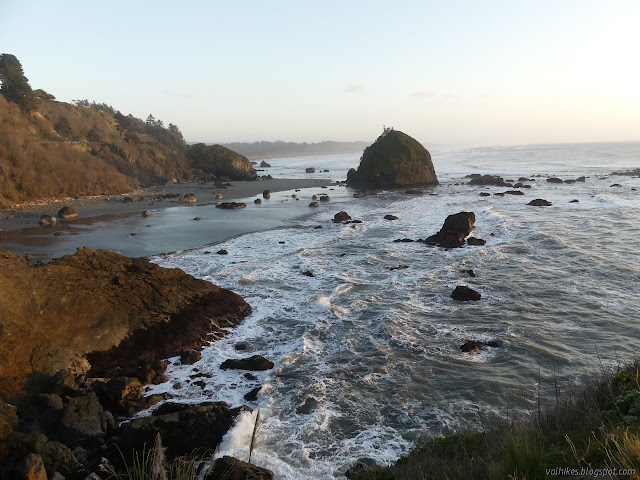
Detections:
[347, 129, 438, 188]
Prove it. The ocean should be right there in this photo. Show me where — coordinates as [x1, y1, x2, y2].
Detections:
[146, 142, 640, 479]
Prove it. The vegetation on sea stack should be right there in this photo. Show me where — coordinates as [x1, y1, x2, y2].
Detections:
[347, 127, 438, 188]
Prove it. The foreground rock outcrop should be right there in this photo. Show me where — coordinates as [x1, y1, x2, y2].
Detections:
[347, 129, 438, 188]
[0, 248, 251, 401]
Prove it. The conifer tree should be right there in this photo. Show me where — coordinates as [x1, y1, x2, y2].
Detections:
[0, 53, 37, 111]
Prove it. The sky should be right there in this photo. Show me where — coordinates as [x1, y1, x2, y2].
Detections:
[1, 0, 639, 146]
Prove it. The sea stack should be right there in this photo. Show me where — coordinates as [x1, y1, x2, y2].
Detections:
[347, 128, 438, 188]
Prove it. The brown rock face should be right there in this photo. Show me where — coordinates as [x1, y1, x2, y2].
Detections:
[0, 248, 251, 400]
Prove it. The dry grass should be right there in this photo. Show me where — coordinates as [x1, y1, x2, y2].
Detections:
[351, 362, 640, 480]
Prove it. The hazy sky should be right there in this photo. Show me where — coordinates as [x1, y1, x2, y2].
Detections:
[2, 1, 639, 145]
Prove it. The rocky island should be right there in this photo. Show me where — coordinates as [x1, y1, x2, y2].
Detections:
[346, 128, 438, 188]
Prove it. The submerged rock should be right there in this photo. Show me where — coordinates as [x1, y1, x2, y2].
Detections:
[347, 129, 437, 188]
[466, 237, 486, 246]
[527, 199, 552, 206]
[460, 340, 483, 353]
[219, 355, 274, 371]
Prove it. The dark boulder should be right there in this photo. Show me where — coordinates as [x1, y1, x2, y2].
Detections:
[220, 355, 274, 371]
[302, 271, 315, 277]
[56, 392, 113, 445]
[319, 195, 330, 202]
[309, 202, 319, 207]
[384, 214, 399, 220]
[569, 199, 579, 203]
[243, 387, 261, 402]
[305, 167, 316, 173]
[576, 176, 586, 182]
[424, 212, 475, 248]
[393, 238, 414, 243]
[39, 215, 56, 226]
[260, 160, 271, 168]
[547, 177, 563, 184]
[180, 193, 197, 203]
[333, 211, 352, 223]
[504, 190, 524, 196]
[96, 376, 143, 415]
[206, 456, 276, 480]
[263, 190, 271, 199]
[216, 202, 246, 209]
[527, 199, 552, 206]
[463, 269, 477, 277]
[451, 285, 481, 301]
[216, 249, 228, 255]
[254, 198, 261, 204]
[57, 207, 77, 219]
[466, 237, 486, 246]
[468, 175, 509, 187]
[180, 349, 202, 365]
[479, 192, 490, 197]
[0, 402, 18, 441]
[346, 129, 437, 188]
[113, 402, 242, 461]
[142, 210, 152, 217]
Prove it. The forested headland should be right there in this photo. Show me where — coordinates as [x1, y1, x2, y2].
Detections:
[0, 54, 256, 207]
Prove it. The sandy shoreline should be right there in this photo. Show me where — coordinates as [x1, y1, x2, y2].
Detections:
[0, 177, 348, 261]
[0, 177, 333, 229]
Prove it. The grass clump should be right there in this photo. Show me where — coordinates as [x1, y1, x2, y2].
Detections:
[350, 362, 640, 480]
[106, 434, 210, 480]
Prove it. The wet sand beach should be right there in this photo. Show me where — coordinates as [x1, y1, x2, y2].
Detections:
[0, 177, 339, 260]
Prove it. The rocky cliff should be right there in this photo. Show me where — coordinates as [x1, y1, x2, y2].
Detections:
[0, 248, 251, 401]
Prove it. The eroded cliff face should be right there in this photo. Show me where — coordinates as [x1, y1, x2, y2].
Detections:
[0, 248, 251, 400]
